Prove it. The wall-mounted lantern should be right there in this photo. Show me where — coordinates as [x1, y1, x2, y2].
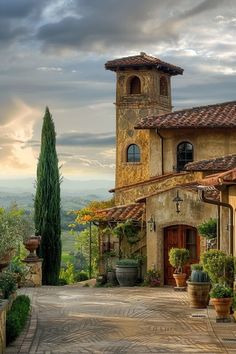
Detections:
[147, 215, 156, 232]
[172, 191, 183, 213]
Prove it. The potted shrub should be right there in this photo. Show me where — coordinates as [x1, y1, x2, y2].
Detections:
[186, 264, 211, 308]
[115, 258, 139, 286]
[198, 218, 217, 250]
[210, 283, 233, 320]
[168, 248, 190, 287]
[201, 250, 234, 286]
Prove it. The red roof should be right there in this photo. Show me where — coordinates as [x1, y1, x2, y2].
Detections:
[185, 154, 236, 172]
[105, 52, 183, 76]
[135, 101, 236, 129]
[96, 203, 145, 222]
[201, 168, 236, 186]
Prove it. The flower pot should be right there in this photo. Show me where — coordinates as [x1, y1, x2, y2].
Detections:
[107, 270, 118, 286]
[23, 236, 41, 261]
[173, 273, 186, 287]
[116, 265, 138, 286]
[0, 249, 14, 271]
[187, 281, 211, 308]
[211, 297, 232, 319]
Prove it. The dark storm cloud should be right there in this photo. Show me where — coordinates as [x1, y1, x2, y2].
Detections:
[0, 0, 44, 18]
[36, 0, 226, 53]
[57, 132, 115, 147]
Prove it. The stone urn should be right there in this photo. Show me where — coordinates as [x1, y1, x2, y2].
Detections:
[24, 236, 41, 261]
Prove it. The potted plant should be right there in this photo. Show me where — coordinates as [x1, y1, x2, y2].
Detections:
[168, 248, 190, 287]
[143, 269, 161, 287]
[198, 218, 217, 250]
[186, 264, 211, 308]
[201, 250, 234, 287]
[210, 283, 233, 320]
[115, 258, 139, 286]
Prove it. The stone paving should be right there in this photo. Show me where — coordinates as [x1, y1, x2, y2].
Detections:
[6, 286, 236, 354]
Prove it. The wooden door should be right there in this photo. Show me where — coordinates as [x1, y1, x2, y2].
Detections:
[164, 225, 199, 285]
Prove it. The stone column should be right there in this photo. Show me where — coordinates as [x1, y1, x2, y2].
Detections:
[22, 259, 43, 287]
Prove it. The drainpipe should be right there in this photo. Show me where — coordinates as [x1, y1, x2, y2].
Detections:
[198, 188, 233, 255]
[156, 130, 164, 175]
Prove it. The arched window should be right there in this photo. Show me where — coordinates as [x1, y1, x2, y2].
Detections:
[129, 76, 141, 94]
[177, 142, 193, 171]
[160, 76, 168, 96]
[127, 144, 140, 162]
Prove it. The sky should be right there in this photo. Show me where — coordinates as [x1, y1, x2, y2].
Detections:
[1, 0, 236, 181]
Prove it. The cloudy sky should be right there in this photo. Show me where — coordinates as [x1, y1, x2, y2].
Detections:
[1, 0, 236, 180]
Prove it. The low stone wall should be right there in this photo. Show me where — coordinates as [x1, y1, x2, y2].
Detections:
[0, 300, 8, 354]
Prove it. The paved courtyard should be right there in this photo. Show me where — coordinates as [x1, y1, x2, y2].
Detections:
[6, 285, 236, 354]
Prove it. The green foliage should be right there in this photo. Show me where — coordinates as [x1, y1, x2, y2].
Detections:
[201, 250, 234, 285]
[75, 225, 99, 277]
[74, 271, 88, 282]
[191, 263, 203, 271]
[168, 248, 190, 273]
[116, 258, 139, 267]
[0, 206, 34, 258]
[113, 220, 140, 244]
[60, 262, 75, 284]
[34, 107, 61, 285]
[143, 269, 161, 287]
[6, 295, 30, 345]
[0, 271, 17, 299]
[198, 218, 217, 239]
[210, 283, 233, 298]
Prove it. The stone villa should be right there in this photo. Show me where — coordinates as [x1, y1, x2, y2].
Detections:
[98, 52, 236, 285]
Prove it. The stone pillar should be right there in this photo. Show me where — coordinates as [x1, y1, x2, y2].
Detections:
[22, 259, 42, 287]
[0, 300, 7, 354]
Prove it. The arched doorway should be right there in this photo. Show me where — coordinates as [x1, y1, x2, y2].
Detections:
[164, 225, 200, 285]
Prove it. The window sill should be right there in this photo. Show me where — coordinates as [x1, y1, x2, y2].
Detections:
[124, 162, 142, 165]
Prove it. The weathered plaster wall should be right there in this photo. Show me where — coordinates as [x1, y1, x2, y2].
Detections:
[115, 171, 202, 205]
[146, 188, 216, 284]
[115, 69, 172, 189]
[151, 128, 236, 174]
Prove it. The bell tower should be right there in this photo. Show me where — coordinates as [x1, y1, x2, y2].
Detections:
[105, 52, 183, 191]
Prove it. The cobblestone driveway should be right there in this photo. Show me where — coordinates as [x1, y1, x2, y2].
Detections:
[6, 286, 236, 354]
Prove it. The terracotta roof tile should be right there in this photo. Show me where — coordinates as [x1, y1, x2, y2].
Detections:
[201, 167, 236, 186]
[135, 101, 236, 129]
[96, 203, 145, 222]
[105, 52, 183, 75]
[185, 154, 236, 171]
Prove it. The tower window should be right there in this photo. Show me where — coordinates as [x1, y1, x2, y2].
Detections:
[129, 76, 141, 94]
[160, 76, 168, 96]
[127, 144, 140, 162]
[177, 142, 193, 172]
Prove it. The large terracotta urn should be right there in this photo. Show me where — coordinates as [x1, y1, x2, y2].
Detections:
[24, 236, 41, 261]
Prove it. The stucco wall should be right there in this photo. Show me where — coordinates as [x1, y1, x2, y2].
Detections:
[146, 188, 216, 284]
[150, 128, 236, 175]
[115, 69, 172, 189]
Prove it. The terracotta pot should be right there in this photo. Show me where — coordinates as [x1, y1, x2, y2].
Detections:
[173, 273, 186, 287]
[24, 236, 41, 261]
[211, 297, 232, 319]
[187, 281, 210, 308]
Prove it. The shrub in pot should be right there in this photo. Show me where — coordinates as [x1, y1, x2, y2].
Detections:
[186, 264, 210, 308]
[168, 248, 190, 287]
[115, 259, 139, 286]
[210, 283, 233, 320]
[201, 250, 234, 286]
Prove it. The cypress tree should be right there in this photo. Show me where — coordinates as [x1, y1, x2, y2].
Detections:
[34, 107, 61, 285]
